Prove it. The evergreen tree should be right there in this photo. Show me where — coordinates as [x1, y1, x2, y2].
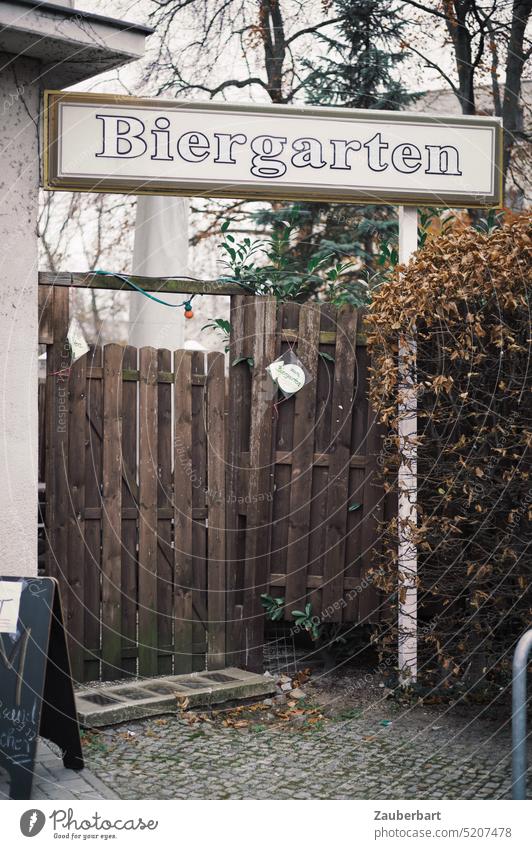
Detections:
[254, 0, 413, 303]
[303, 0, 409, 111]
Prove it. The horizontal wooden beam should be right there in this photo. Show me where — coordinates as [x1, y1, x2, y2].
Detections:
[84, 642, 206, 661]
[83, 506, 208, 520]
[270, 572, 362, 591]
[281, 329, 367, 346]
[240, 450, 367, 469]
[39, 271, 248, 296]
[86, 367, 206, 386]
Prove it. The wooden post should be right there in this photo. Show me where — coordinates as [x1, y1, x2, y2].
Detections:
[101, 344, 123, 680]
[284, 303, 321, 614]
[138, 347, 159, 676]
[244, 297, 277, 671]
[65, 353, 86, 683]
[206, 352, 226, 669]
[397, 206, 418, 684]
[174, 350, 194, 674]
[322, 305, 359, 618]
[226, 295, 248, 666]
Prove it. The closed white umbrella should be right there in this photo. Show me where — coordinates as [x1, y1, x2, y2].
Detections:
[129, 195, 190, 349]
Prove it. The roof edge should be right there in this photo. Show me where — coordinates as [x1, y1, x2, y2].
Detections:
[4, 0, 154, 35]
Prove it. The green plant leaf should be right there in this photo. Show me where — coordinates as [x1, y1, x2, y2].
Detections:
[232, 356, 254, 368]
[348, 502, 362, 511]
[213, 318, 231, 334]
[319, 351, 335, 363]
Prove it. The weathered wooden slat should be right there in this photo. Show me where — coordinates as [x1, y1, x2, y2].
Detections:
[302, 303, 335, 616]
[244, 297, 277, 671]
[284, 302, 321, 617]
[226, 294, 247, 666]
[321, 306, 359, 620]
[120, 346, 138, 676]
[345, 339, 369, 622]
[101, 344, 123, 680]
[65, 352, 86, 683]
[38, 381, 46, 484]
[156, 348, 173, 675]
[44, 285, 69, 582]
[39, 271, 247, 296]
[206, 351, 226, 669]
[174, 350, 194, 673]
[191, 351, 207, 671]
[269, 303, 298, 593]
[137, 346, 159, 677]
[358, 388, 385, 624]
[83, 346, 103, 682]
[38, 285, 54, 344]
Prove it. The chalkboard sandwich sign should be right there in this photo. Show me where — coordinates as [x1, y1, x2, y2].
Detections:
[0, 577, 83, 800]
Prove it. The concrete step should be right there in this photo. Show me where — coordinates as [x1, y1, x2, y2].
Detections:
[76, 668, 276, 728]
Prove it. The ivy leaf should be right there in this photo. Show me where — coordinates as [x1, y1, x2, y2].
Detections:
[232, 356, 254, 368]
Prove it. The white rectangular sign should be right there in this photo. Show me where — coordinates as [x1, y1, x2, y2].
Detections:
[44, 91, 502, 207]
[0, 580, 22, 633]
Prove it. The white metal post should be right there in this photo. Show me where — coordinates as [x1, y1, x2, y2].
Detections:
[397, 206, 418, 684]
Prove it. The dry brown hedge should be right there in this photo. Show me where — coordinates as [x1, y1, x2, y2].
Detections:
[368, 214, 531, 690]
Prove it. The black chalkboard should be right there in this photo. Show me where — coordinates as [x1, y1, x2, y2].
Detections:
[0, 577, 83, 800]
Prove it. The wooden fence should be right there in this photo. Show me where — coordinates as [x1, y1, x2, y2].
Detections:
[226, 297, 387, 669]
[39, 281, 387, 681]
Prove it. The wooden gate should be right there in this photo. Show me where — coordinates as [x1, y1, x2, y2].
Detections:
[226, 297, 386, 669]
[39, 281, 387, 680]
[40, 285, 226, 682]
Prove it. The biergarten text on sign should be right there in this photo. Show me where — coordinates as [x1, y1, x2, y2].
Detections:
[44, 92, 502, 207]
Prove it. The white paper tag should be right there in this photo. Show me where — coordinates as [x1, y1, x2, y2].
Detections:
[0, 581, 23, 633]
[267, 361, 306, 394]
[67, 318, 89, 363]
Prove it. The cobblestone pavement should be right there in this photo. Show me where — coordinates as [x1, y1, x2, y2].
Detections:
[0, 740, 117, 801]
[81, 671, 529, 800]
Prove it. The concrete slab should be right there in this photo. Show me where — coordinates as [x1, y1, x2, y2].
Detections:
[76, 668, 276, 728]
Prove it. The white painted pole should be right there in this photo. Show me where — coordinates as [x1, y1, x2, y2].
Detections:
[397, 205, 418, 684]
[129, 195, 190, 349]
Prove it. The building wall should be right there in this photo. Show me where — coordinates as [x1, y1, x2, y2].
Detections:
[0, 54, 40, 576]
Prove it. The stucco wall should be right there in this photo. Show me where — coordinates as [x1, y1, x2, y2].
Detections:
[0, 53, 40, 577]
